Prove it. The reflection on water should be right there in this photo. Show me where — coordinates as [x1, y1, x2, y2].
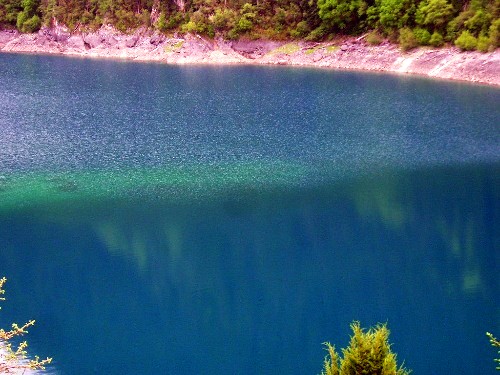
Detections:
[0, 164, 498, 375]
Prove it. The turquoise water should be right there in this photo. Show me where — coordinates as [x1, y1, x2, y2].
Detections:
[0, 53, 499, 374]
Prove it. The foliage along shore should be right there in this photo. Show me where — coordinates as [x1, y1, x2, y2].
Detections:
[1, 0, 499, 84]
[1, 25, 499, 85]
[1, 0, 499, 52]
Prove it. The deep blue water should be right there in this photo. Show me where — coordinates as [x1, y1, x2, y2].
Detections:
[0, 53, 499, 374]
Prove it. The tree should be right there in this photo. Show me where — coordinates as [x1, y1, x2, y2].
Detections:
[454, 29, 478, 49]
[0, 277, 52, 373]
[16, 0, 41, 32]
[317, 0, 367, 31]
[370, 0, 413, 31]
[486, 332, 500, 371]
[415, 0, 454, 31]
[0, 0, 23, 26]
[321, 321, 411, 375]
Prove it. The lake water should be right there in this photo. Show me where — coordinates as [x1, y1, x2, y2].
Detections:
[0, 53, 499, 374]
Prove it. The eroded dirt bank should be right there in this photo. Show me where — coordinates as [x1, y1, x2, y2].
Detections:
[1, 25, 499, 86]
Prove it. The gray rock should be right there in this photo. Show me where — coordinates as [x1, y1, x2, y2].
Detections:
[38, 26, 54, 41]
[150, 34, 165, 46]
[54, 27, 70, 42]
[83, 33, 104, 49]
[38, 25, 70, 42]
[67, 35, 86, 50]
[231, 39, 284, 58]
[125, 35, 139, 48]
[106, 36, 119, 46]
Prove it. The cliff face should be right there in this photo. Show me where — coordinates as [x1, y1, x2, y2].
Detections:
[1, 25, 499, 86]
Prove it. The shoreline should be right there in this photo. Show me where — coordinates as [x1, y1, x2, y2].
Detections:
[1, 26, 499, 86]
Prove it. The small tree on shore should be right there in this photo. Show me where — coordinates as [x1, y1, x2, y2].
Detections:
[321, 321, 411, 375]
[486, 332, 500, 371]
[0, 277, 52, 373]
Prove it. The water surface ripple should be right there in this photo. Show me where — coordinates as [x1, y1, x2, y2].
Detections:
[0, 54, 499, 375]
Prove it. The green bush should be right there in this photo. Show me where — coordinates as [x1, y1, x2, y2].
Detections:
[115, 9, 138, 32]
[415, 0, 454, 30]
[455, 30, 478, 50]
[429, 31, 444, 46]
[306, 25, 329, 41]
[321, 321, 411, 375]
[16, 11, 28, 30]
[181, 20, 198, 33]
[374, 0, 413, 31]
[22, 14, 40, 32]
[16, 11, 41, 33]
[366, 30, 384, 45]
[0, 277, 52, 373]
[230, 3, 256, 35]
[155, 13, 168, 32]
[489, 19, 500, 48]
[290, 20, 310, 38]
[236, 16, 253, 32]
[464, 9, 492, 36]
[413, 27, 431, 45]
[212, 8, 236, 32]
[476, 35, 490, 52]
[486, 332, 500, 370]
[399, 27, 418, 50]
[227, 28, 239, 40]
[446, 10, 474, 42]
[156, 12, 184, 32]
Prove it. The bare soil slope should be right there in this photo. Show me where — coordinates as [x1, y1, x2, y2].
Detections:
[1, 26, 499, 85]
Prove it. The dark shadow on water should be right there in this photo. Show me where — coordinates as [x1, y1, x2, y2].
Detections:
[0, 163, 498, 375]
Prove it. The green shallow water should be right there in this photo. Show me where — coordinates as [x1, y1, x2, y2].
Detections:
[0, 162, 314, 213]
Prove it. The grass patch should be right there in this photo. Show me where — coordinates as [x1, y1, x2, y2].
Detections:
[164, 40, 184, 53]
[267, 42, 301, 55]
[305, 45, 337, 55]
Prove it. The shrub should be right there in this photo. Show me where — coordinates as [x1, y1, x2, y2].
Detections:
[376, 0, 413, 31]
[211, 8, 236, 32]
[321, 321, 411, 375]
[0, 277, 52, 373]
[16, 12, 41, 33]
[236, 16, 253, 32]
[399, 27, 418, 50]
[489, 19, 500, 48]
[306, 25, 329, 41]
[155, 12, 168, 31]
[455, 30, 478, 50]
[24, 15, 41, 32]
[413, 27, 431, 45]
[429, 31, 444, 46]
[446, 10, 474, 41]
[366, 30, 384, 45]
[181, 20, 197, 33]
[156, 12, 184, 32]
[486, 332, 500, 370]
[290, 20, 310, 39]
[16, 11, 29, 30]
[227, 28, 239, 40]
[234, 2, 256, 34]
[476, 35, 490, 52]
[464, 9, 492, 36]
[415, 0, 454, 30]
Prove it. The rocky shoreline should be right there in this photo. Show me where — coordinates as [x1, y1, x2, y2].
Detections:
[1, 24, 499, 86]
